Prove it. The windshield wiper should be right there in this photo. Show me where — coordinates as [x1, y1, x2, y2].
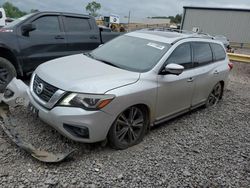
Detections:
[84, 52, 120, 68]
[98, 60, 120, 68]
[84, 52, 95, 59]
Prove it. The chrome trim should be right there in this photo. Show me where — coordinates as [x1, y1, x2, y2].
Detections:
[30, 74, 66, 109]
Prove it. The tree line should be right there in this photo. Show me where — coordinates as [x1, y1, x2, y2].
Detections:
[1, 1, 182, 24]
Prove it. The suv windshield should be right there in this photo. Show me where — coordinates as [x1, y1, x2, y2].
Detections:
[90, 35, 171, 72]
[4, 13, 34, 28]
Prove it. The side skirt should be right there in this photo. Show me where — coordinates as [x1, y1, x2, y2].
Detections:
[153, 101, 206, 126]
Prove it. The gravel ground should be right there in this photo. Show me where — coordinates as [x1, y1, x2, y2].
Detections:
[0, 62, 250, 188]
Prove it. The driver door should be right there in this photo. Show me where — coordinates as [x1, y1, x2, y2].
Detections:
[155, 42, 196, 121]
[18, 15, 67, 73]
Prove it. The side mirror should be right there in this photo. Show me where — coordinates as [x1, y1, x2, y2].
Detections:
[161, 63, 184, 75]
[21, 23, 36, 36]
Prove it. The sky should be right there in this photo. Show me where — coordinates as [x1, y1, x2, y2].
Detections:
[1, 0, 250, 21]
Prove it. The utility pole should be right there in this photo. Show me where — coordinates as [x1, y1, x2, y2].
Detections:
[127, 10, 131, 32]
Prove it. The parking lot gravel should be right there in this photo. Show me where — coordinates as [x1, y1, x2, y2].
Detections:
[0, 62, 250, 188]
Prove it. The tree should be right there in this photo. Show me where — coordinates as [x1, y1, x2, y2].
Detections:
[2, 2, 26, 18]
[174, 14, 182, 24]
[30, 9, 39, 13]
[151, 14, 182, 24]
[85, 1, 101, 17]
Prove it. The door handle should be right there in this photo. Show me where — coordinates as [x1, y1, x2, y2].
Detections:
[90, 36, 98, 39]
[55, 35, 64, 39]
[187, 77, 194, 82]
[214, 70, 219, 75]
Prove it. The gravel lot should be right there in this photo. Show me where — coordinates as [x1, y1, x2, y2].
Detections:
[0, 62, 250, 188]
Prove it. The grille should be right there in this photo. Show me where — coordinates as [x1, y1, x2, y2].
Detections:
[33, 75, 58, 102]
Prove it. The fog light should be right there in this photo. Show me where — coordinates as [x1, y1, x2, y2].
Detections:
[4, 89, 14, 99]
[63, 124, 89, 139]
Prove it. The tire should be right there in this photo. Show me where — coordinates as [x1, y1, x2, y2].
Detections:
[108, 105, 149, 150]
[205, 82, 223, 107]
[0, 57, 17, 93]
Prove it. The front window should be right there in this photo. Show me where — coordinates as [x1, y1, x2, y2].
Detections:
[90, 35, 171, 72]
[32, 16, 60, 33]
[166, 43, 192, 69]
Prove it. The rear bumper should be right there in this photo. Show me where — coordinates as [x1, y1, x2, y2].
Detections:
[28, 90, 115, 143]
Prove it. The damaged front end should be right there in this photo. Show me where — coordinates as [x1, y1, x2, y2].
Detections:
[0, 78, 75, 163]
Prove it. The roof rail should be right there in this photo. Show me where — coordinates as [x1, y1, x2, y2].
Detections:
[142, 27, 214, 38]
[141, 27, 216, 44]
[171, 34, 215, 45]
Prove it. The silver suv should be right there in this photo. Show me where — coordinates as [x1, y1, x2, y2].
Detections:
[27, 30, 231, 149]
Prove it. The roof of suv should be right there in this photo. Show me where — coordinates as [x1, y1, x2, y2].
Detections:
[127, 30, 216, 44]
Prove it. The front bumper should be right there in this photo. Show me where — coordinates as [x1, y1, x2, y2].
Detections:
[28, 90, 115, 143]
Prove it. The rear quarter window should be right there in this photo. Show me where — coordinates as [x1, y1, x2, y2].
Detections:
[210, 43, 226, 61]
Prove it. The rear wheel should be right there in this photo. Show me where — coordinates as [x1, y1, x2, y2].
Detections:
[108, 106, 148, 150]
[206, 83, 223, 107]
[0, 57, 17, 93]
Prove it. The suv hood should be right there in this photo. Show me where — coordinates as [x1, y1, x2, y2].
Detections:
[35, 54, 140, 94]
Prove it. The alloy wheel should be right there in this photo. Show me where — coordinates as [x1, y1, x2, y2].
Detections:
[115, 106, 145, 145]
[207, 83, 222, 106]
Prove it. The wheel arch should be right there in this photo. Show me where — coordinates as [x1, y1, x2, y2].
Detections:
[134, 103, 151, 123]
[0, 47, 23, 76]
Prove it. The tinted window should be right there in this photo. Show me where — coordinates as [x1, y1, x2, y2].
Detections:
[65, 17, 91, 32]
[32, 16, 60, 33]
[210, 43, 226, 61]
[166, 43, 192, 69]
[193, 42, 213, 66]
[0, 12, 2, 19]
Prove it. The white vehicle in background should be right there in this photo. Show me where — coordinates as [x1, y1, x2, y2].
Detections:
[0, 8, 6, 27]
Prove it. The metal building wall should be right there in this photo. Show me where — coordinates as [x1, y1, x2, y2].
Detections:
[181, 8, 250, 43]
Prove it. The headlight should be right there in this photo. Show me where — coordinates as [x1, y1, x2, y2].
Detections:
[59, 93, 115, 110]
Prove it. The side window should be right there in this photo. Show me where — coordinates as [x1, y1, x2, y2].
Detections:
[210, 43, 226, 61]
[192, 42, 213, 66]
[32, 16, 60, 33]
[0, 12, 2, 19]
[166, 43, 192, 69]
[64, 17, 91, 32]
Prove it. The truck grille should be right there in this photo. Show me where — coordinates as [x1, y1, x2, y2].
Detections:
[33, 75, 58, 102]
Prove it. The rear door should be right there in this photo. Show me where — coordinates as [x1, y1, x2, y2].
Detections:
[191, 42, 219, 106]
[62, 16, 101, 54]
[156, 42, 196, 120]
[18, 15, 67, 73]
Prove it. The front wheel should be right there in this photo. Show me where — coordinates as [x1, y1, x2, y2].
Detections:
[205, 83, 223, 107]
[0, 57, 17, 93]
[108, 106, 148, 150]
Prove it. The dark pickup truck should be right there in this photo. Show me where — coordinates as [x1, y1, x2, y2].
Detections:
[0, 11, 120, 91]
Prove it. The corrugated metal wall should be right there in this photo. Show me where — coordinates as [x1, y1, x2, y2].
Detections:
[182, 8, 250, 43]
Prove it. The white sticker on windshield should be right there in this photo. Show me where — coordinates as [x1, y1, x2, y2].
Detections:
[147, 42, 165, 50]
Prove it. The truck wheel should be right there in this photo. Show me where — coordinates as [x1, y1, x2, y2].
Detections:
[0, 57, 17, 93]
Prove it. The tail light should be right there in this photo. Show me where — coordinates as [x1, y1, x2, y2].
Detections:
[228, 62, 233, 70]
